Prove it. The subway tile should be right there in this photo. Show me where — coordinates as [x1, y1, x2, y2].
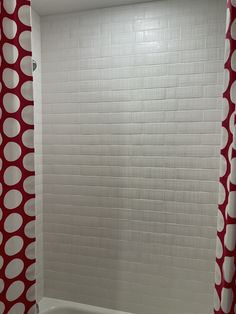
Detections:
[40, 0, 225, 313]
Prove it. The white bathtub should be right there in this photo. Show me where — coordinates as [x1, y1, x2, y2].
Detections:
[39, 298, 133, 314]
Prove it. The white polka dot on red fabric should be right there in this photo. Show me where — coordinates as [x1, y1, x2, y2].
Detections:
[231, 18, 236, 40]
[26, 284, 35, 301]
[3, 118, 21, 138]
[225, 39, 230, 63]
[23, 153, 34, 171]
[2, 17, 17, 39]
[219, 155, 227, 177]
[3, 68, 19, 89]
[229, 112, 236, 136]
[218, 182, 226, 205]
[227, 192, 236, 218]
[0, 302, 5, 314]
[3, 0, 16, 14]
[20, 56, 33, 76]
[4, 189, 22, 210]
[25, 264, 35, 281]
[18, 5, 31, 26]
[225, 224, 236, 251]
[4, 213, 23, 233]
[23, 176, 35, 194]
[223, 256, 235, 283]
[221, 288, 233, 313]
[3, 93, 20, 113]
[22, 105, 34, 124]
[21, 81, 33, 101]
[24, 199, 35, 217]
[8, 303, 25, 314]
[0, 256, 3, 269]
[230, 158, 236, 185]
[231, 49, 236, 72]
[226, 8, 231, 34]
[0, 279, 4, 294]
[227, 171, 231, 192]
[224, 69, 230, 92]
[24, 221, 35, 238]
[217, 210, 225, 232]
[230, 80, 236, 104]
[19, 31, 32, 51]
[22, 129, 34, 148]
[216, 236, 223, 259]
[6, 281, 25, 301]
[5, 236, 24, 256]
[25, 242, 35, 260]
[221, 126, 229, 149]
[3, 43, 19, 64]
[214, 289, 220, 311]
[5, 258, 24, 279]
[215, 263, 221, 285]
[4, 166, 22, 186]
[4, 142, 21, 161]
[27, 304, 37, 314]
[232, 0, 236, 8]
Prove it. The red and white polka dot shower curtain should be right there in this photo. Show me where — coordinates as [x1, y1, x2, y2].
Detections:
[215, 1, 236, 313]
[0, 0, 36, 313]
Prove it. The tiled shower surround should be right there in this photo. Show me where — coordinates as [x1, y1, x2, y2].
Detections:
[39, 0, 226, 313]
[31, 9, 43, 301]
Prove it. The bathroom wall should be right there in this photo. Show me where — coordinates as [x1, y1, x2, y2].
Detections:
[31, 9, 43, 301]
[41, 0, 226, 313]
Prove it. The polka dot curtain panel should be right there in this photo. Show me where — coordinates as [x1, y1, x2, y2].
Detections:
[0, 0, 36, 313]
[215, 0, 236, 313]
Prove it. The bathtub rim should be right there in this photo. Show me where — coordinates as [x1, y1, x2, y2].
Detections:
[39, 297, 134, 314]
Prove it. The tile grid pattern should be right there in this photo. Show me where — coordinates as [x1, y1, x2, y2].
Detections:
[31, 9, 43, 302]
[41, 1, 226, 313]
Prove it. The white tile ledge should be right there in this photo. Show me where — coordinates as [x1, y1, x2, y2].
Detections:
[39, 297, 134, 314]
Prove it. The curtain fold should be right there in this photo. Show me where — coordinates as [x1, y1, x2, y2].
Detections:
[0, 0, 36, 313]
[215, 1, 236, 313]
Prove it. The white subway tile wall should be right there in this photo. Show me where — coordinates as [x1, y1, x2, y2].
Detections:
[31, 9, 43, 301]
[41, 0, 226, 313]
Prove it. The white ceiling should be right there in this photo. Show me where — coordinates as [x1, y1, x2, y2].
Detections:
[31, 0, 152, 16]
